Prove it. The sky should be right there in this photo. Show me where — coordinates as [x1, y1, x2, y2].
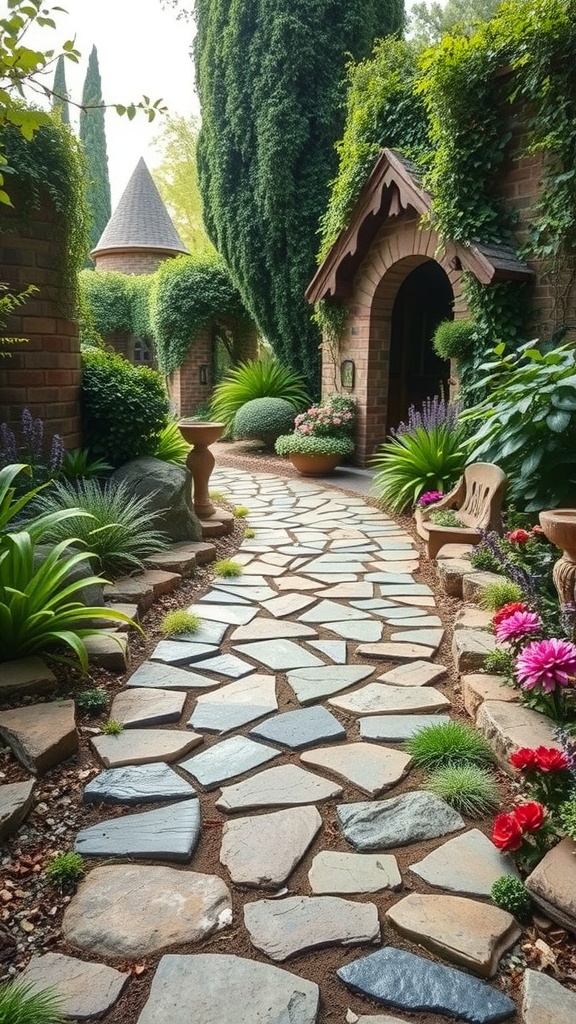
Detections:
[34, 0, 200, 205]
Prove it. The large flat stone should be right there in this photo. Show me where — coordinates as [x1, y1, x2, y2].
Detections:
[522, 967, 576, 1024]
[454, 607, 493, 632]
[389, 629, 443, 652]
[462, 674, 517, 719]
[462, 571, 506, 603]
[287, 666, 374, 705]
[83, 764, 195, 805]
[329, 683, 450, 716]
[386, 893, 521, 977]
[410, 829, 520, 896]
[301, 743, 411, 797]
[300, 600, 371, 623]
[136, 954, 319, 1024]
[84, 631, 130, 671]
[357, 642, 435, 661]
[216, 764, 343, 813]
[126, 661, 222, 690]
[230, 618, 318, 642]
[220, 806, 322, 888]
[452, 629, 497, 673]
[250, 706, 345, 749]
[110, 687, 186, 727]
[0, 700, 77, 775]
[75, 799, 201, 862]
[189, 652, 256, 678]
[337, 791, 465, 850]
[276, 575, 322, 592]
[309, 640, 347, 663]
[64, 867, 231, 958]
[324, 620, 383, 642]
[525, 838, 576, 934]
[360, 714, 451, 742]
[259, 593, 317, 617]
[0, 779, 34, 839]
[337, 947, 516, 1023]
[232, 640, 322, 671]
[187, 602, 258, 625]
[150, 640, 219, 665]
[244, 895, 380, 961]
[168, 619, 228, 646]
[91, 729, 202, 768]
[0, 656, 57, 698]
[320, 582, 375, 598]
[476, 700, 561, 771]
[19, 952, 128, 1020]
[377, 661, 448, 688]
[199, 588, 251, 605]
[180, 735, 279, 790]
[189, 674, 277, 733]
[308, 851, 401, 894]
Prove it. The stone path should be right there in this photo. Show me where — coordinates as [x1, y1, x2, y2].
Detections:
[15, 467, 573, 1021]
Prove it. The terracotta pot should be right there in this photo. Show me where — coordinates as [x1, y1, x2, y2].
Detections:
[288, 452, 341, 476]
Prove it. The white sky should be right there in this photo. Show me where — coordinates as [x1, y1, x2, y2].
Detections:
[33, 0, 199, 205]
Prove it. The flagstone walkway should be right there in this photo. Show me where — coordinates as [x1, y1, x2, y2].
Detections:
[21, 467, 529, 1022]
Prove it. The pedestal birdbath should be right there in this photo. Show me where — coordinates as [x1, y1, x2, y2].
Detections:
[539, 508, 576, 633]
[179, 421, 226, 519]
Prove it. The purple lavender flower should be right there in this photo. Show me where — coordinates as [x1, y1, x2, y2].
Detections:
[392, 395, 461, 436]
[50, 434, 65, 473]
[0, 422, 17, 463]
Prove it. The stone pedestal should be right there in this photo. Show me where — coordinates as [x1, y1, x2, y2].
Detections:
[179, 421, 226, 519]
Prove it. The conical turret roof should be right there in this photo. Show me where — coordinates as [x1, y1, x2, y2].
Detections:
[91, 157, 188, 257]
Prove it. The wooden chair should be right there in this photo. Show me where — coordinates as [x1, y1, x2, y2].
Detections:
[415, 463, 508, 560]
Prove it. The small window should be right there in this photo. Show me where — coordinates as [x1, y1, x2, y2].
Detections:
[133, 338, 153, 366]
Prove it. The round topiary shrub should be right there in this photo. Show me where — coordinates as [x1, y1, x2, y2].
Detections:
[233, 397, 296, 447]
[432, 319, 477, 361]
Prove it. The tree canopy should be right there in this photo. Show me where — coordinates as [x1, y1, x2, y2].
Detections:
[52, 54, 70, 124]
[409, 0, 503, 47]
[193, 0, 404, 391]
[79, 45, 112, 252]
[153, 114, 214, 255]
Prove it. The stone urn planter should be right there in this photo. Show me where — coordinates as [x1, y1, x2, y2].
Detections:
[179, 420, 226, 518]
[287, 452, 341, 476]
[539, 509, 576, 620]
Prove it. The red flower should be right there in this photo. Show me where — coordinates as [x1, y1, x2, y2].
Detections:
[492, 812, 524, 851]
[533, 746, 570, 772]
[513, 802, 546, 832]
[506, 529, 531, 544]
[510, 747, 540, 770]
[493, 602, 527, 626]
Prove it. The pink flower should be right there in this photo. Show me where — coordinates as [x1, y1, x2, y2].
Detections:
[515, 638, 576, 693]
[494, 610, 542, 643]
[418, 490, 444, 507]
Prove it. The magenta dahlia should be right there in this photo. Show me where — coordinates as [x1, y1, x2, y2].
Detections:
[515, 638, 576, 693]
[494, 610, 542, 644]
[418, 490, 444, 507]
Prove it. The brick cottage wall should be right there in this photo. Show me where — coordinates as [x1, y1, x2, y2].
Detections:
[168, 326, 214, 417]
[1, 198, 82, 449]
[92, 249, 177, 275]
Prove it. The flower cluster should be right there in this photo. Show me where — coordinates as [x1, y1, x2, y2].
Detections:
[417, 490, 444, 507]
[0, 408, 64, 490]
[492, 802, 546, 853]
[494, 609, 542, 645]
[294, 395, 355, 439]
[515, 638, 576, 693]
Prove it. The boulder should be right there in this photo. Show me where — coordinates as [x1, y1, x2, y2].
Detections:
[111, 457, 202, 542]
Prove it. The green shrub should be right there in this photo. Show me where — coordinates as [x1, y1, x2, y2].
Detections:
[491, 876, 532, 921]
[275, 434, 354, 458]
[79, 269, 133, 336]
[214, 558, 243, 577]
[427, 764, 500, 817]
[210, 356, 310, 432]
[45, 851, 84, 889]
[484, 648, 515, 676]
[469, 546, 502, 573]
[102, 719, 124, 735]
[429, 509, 464, 527]
[31, 478, 169, 578]
[432, 319, 477, 361]
[81, 348, 169, 467]
[233, 397, 296, 446]
[161, 610, 201, 636]
[558, 800, 576, 840]
[478, 580, 523, 611]
[151, 419, 191, 466]
[234, 506, 250, 517]
[75, 688, 108, 715]
[405, 720, 495, 770]
[0, 981, 64, 1024]
[371, 424, 467, 512]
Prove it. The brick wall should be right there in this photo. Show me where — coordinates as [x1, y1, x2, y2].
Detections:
[168, 326, 214, 416]
[93, 249, 177, 275]
[1, 198, 81, 449]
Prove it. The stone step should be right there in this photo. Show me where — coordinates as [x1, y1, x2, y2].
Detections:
[199, 508, 235, 537]
[452, 629, 497, 673]
[475, 700, 562, 771]
[0, 700, 77, 775]
[462, 570, 507, 603]
[0, 657, 57, 699]
[84, 631, 130, 672]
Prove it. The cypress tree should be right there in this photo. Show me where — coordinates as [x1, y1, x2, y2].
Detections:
[194, 0, 404, 391]
[52, 54, 70, 124]
[79, 45, 112, 251]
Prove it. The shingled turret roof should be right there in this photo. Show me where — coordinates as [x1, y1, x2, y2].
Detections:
[91, 157, 189, 258]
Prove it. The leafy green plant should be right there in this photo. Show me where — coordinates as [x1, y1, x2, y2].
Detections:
[478, 580, 523, 611]
[214, 559, 243, 578]
[275, 434, 354, 458]
[60, 448, 112, 480]
[31, 478, 169, 578]
[429, 509, 463, 527]
[45, 851, 85, 889]
[405, 720, 495, 770]
[81, 348, 169, 467]
[427, 764, 500, 817]
[233, 397, 296, 447]
[150, 420, 191, 466]
[210, 357, 310, 433]
[244, 527, 256, 538]
[491, 876, 533, 921]
[432, 319, 477, 361]
[209, 490, 227, 502]
[484, 648, 515, 676]
[469, 546, 502, 573]
[102, 719, 124, 735]
[161, 610, 201, 636]
[75, 688, 108, 715]
[371, 423, 467, 512]
[0, 980, 64, 1024]
[234, 506, 250, 518]
[558, 801, 576, 841]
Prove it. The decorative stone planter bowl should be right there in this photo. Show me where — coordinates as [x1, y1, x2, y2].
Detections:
[540, 508, 576, 629]
[178, 420, 226, 518]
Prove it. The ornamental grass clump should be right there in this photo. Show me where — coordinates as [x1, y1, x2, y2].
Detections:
[427, 764, 500, 818]
[478, 580, 524, 611]
[161, 610, 201, 637]
[210, 356, 310, 433]
[102, 719, 124, 736]
[214, 558, 243, 577]
[405, 721, 495, 770]
[0, 980, 64, 1024]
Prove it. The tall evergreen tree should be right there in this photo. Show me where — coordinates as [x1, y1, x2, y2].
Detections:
[194, 0, 404, 390]
[79, 45, 112, 251]
[52, 54, 70, 124]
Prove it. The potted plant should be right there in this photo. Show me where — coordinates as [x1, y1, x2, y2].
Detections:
[275, 395, 355, 475]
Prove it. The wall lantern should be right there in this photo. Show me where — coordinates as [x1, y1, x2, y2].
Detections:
[199, 364, 209, 385]
[340, 359, 355, 390]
